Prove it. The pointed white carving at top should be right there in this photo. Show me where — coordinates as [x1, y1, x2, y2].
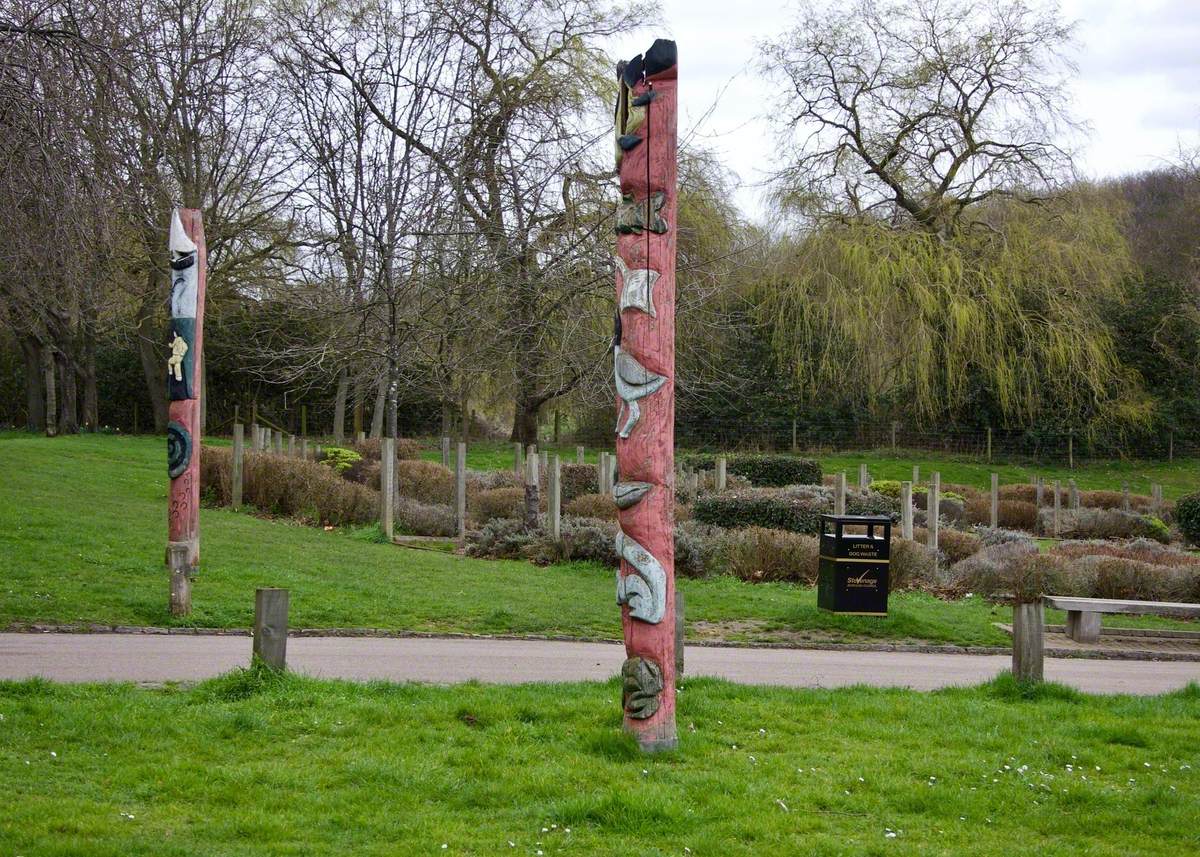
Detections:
[615, 256, 659, 318]
[169, 209, 197, 256]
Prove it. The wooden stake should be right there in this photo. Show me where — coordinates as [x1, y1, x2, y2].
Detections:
[1012, 600, 1044, 683]
[548, 454, 561, 542]
[990, 473, 999, 528]
[901, 480, 913, 540]
[456, 442, 467, 542]
[380, 437, 395, 540]
[231, 423, 244, 509]
[253, 588, 289, 671]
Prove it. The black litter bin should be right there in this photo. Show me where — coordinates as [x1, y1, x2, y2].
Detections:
[818, 514, 891, 615]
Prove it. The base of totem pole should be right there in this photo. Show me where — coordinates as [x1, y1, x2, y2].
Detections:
[625, 722, 679, 754]
[166, 540, 195, 616]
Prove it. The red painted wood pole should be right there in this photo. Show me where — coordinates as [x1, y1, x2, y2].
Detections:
[166, 208, 206, 615]
[614, 39, 678, 752]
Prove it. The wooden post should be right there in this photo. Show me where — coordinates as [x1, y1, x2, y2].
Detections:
[1035, 476, 1044, 508]
[858, 463, 869, 491]
[252, 588, 289, 671]
[231, 423, 244, 509]
[514, 442, 524, 475]
[1069, 479, 1079, 511]
[576, 445, 585, 464]
[901, 480, 913, 540]
[928, 472, 940, 552]
[674, 590, 684, 679]
[456, 442, 467, 542]
[287, 434, 295, 457]
[442, 436, 450, 468]
[165, 207, 206, 617]
[539, 449, 548, 482]
[274, 431, 283, 455]
[912, 464, 919, 485]
[524, 445, 540, 529]
[380, 437, 395, 540]
[834, 471, 846, 515]
[986, 426, 992, 463]
[1122, 483, 1130, 512]
[990, 473, 999, 528]
[716, 456, 727, 491]
[1052, 479, 1061, 537]
[548, 454, 562, 542]
[1011, 600, 1044, 683]
[300, 438, 308, 461]
[356, 430, 366, 444]
[1152, 484, 1162, 515]
[614, 39, 678, 752]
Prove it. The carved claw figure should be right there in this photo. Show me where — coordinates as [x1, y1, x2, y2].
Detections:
[614, 346, 666, 439]
[615, 528, 666, 624]
[615, 256, 659, 317]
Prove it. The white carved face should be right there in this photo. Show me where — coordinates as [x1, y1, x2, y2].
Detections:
[171, 263, 198, 318]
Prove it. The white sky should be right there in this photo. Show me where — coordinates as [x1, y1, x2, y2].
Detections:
[609, 0, 1200, 222]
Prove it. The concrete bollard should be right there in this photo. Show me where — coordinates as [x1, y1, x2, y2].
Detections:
[901, 480, 913, 540]
[253, 588, 289, 671]
[232, 423, 244, 509]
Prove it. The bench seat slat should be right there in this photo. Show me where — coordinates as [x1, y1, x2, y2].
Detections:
[1043, 595, 1200, 618]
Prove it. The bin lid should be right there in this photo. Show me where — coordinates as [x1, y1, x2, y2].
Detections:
[820, 514, 892, 524]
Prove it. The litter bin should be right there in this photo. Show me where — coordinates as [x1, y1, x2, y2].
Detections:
[818, 514, 891, 615]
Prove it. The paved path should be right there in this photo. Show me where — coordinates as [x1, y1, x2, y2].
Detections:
[0, 633, 1196, 693]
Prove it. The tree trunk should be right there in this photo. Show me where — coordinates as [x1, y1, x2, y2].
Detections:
[81, 322, 99, 431]
[332, 368, 349, 443]
[459, 388, 469, 445]
[57, 349, 79, 434]
[369, 379, 385, 438]
[135, 278, 169, 432]
[352, 376, 364, 437]
[20, 335, 45, 432]
[509, 395, 539, 445]
[42, 344, 58, 437]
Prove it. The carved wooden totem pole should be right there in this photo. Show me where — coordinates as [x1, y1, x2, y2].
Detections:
[166, 208, 207, 616]
[613, 39, 678, 752]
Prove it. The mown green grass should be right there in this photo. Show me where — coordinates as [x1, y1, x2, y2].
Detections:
[1, 671, 1197, 855]
[419, 439, 599, 470]
[0, 433, 1192, 642]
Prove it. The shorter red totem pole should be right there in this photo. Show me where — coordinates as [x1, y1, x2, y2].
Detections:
[166, 208, 207, 616]
[613, 38, 678, 752]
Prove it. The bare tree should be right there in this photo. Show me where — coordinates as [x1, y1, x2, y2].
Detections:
[759, 0, 1080, 233]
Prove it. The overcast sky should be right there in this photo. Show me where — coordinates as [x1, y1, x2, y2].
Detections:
[609, 0, 1200, 222]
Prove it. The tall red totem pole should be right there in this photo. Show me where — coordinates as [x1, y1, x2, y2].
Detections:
[613, 39, 678, 752]
[165, 208, 207, 616]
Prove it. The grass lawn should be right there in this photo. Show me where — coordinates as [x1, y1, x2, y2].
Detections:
[1, 670, 1198, 855]
[0, 433, 1194, 644]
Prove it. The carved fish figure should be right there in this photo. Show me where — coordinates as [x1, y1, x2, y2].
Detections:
[615, 528, 666, 624]
[615, 346, 666, 439]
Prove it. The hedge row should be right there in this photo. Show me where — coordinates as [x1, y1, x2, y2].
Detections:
[691, 487, 897, 535]
[678, 453, 821, 487]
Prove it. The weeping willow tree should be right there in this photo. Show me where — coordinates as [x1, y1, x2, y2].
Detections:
[759, 190, 1152, 432]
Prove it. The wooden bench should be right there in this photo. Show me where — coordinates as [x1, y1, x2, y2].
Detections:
[1042, 595, 1200, 644]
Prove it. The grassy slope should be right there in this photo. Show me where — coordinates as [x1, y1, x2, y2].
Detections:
[1, 672, 1198, 856]
[422, 439, 1200, 499]
[0, 433, 1192, 643]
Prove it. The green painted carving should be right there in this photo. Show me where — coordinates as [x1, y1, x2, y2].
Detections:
[616, 192, 668, 235]
[621, 656, 664, 719]
[167, 420, 192, 479]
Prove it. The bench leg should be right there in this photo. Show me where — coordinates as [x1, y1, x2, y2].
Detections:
[1065, 610, 1101, 644]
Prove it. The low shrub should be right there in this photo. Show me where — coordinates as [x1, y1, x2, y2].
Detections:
[560, 463, 599, 503]
[395, 460, 455, 504]
[467, 469, 522, 492]
[870, 479, 902, 498]
[1074, 556, 1198, 602]
[1175, 492, 1200, 546]
[200, 446, 378, 526]
[470, 487, 526, 524]
[559, 517, 619, 567]
[1079, 489, 1154, 511]
[675, 520, 721, 578]
[350, 437, 422, 461]
[1040, 507, 1170, 542]
[566, 493, 617, 521]
[692, 488, 825, 534]
[932, 527, 983, 564]
[943, 483, 984, 501]
[1050, 538, 1200, 569]
[965, 498, 1039, 531]
[320, 446, 362, 474]
[888, 538, 939, 590]
[342, 457, 380, 487]
[846, 490, 900, 519]
[716, 527, 820, 584]
[949, 540, 1040, 596]
[465, 518, 537, 559]
[974, 526, 1037, 547]
[395, 498, 457, 537]
[679, 453, 821, 487]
